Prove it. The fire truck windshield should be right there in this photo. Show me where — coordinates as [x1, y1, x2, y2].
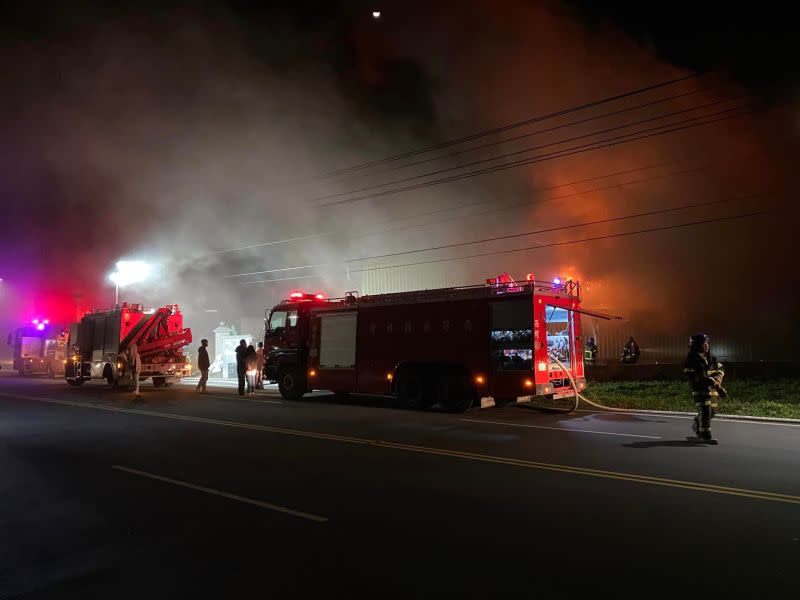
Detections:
[19, 336, 45, 358]
[268, 309, 299, 332]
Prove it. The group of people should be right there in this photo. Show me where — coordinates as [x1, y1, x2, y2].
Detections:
[194, 338, 266, 397]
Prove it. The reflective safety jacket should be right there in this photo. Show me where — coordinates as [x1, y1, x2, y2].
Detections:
[684, 351, 724, 399]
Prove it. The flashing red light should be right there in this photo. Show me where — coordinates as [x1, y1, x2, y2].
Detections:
[289, 292, 304, 299]
[43, 319, 49, 324]
[36, 323, 45, 331]
[315, 294, 325, 300]
[32, 319, 39, 324]
[486, 278, 497, 285]
[526, 273, 535, 281]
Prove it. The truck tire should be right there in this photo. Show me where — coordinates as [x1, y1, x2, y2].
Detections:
[440, 374, 474, 413]
[278, 368, 306, 400]
[397, 368, 434, 410]
[152, 377, 166, 388]
[104, 365, 119, 389]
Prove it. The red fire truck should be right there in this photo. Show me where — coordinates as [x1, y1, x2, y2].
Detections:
[6, 320, 66, 377]
[263, 274, 613, 410]
[65, 303, 192, 388]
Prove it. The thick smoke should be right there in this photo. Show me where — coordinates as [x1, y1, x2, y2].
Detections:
[1, 0, 797, 362]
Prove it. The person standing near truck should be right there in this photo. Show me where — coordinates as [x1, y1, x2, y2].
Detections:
[256, 341, 266, 390]
[128, 342, 142, 398]
[196, 339, 210, 393]
[245, 344, 258, 397]
[235, 339, 247, 396]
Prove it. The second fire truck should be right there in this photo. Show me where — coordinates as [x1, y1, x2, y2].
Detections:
[65, 303, 193, 388]
[263, 274, 613, 410]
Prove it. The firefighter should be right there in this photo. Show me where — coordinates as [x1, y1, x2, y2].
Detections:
[621, 337, 640, 364]
[684, 333, 725, 443]
[585, 336, 598, 365]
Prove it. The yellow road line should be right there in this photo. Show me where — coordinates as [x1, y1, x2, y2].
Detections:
[462, 417, 662, 439]
[112, 465, 327, 522]
[3, 391, 800, 506]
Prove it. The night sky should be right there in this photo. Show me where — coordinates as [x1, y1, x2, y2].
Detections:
[1, 1, 797, 358]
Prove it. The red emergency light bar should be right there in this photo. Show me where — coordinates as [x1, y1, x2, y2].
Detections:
[288, 292, 326, 302]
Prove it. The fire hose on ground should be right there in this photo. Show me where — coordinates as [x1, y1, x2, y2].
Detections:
[548, 355, 645, 414]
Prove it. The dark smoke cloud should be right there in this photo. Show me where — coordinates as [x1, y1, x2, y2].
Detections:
[1, 0, 797, 361]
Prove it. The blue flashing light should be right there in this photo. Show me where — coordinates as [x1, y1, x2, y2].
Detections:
[553, 277, 562, 285]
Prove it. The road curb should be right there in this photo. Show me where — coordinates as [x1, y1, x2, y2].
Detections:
[578, 402, 800, 424]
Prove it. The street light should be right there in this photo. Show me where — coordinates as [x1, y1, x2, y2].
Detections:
[108, 261, 152, 305]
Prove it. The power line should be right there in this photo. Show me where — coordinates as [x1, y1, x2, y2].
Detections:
[226, 263, 327, 279]
[331, 87, 715, 184]
[211, 151, 754, 257]
[346, 157, 752, 242]
[316, 88, 730, 193]
[212, 233, 334, 256]
[210, 160, 677, 255]
[240, 275, 320, 285]
[315, 98, 745, 205]
[226, 192, 762, 279]
[348, 211, 766, 274]
[317, 107, 751, 208]
[317, 73, 703, 179]
[345, 193, 763, 263]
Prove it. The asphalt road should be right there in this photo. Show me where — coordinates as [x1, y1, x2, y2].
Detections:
[1, 375, 798, 597]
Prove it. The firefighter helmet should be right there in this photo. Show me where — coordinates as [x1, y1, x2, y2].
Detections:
[689, 333, 709, 350]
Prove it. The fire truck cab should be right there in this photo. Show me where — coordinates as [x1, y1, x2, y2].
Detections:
[264, 275, 602, 410]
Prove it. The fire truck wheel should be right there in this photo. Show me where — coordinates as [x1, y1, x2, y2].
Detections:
[104, 365, 119, 389]
[152, 377, 167, 388]
[397, 369, 433, 410]
[440, 375, 474, 413]
[278, 368, 306, 400]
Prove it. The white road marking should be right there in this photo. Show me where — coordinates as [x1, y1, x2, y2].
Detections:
[112, 465, 327, 523]
[462, 418, 661, 439]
